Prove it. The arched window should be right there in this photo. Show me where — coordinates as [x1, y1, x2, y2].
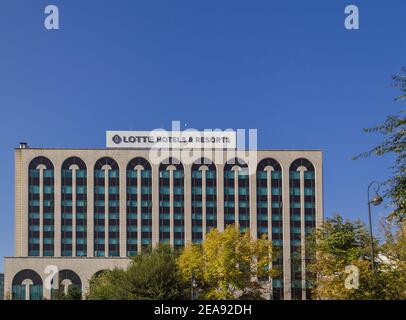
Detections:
[51, 269, 82, 299]
[126, 157, 152, 256]
[159, 158, 184, 250]
[28, 157, 54, 257]
[256, 158, 283, 300]
[61, 157, 87, 257]
[289, 158, 315, 300]
[94, 157, 120, 257]
[224, 158, 249, 232]
[12, 269, 43, 300]
[191, 158, 217, 243]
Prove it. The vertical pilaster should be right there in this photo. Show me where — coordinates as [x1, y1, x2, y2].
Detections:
[54, 164, 62, 258]
[119, 164, 127, 257]
[282, 163, 292, 300]
[233, 168, 239, 228]
[250, 167, 258, 239]
[184, 164, 192, 244]
[151, 164, 159, 246]
[217, 164, 224, 232]
[15, 150, 25, 257]
[87, 166, 94, 257]
[168, 167, 175, 247]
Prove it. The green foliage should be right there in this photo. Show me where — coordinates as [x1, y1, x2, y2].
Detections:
[308, 214, 406, 300]
[354, 67, 406, 224]
[178, 225, 276, 300]
[52, 285, 82, 300]
[86, 245, 187, 300]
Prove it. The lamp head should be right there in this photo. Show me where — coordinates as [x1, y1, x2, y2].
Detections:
[371, 194, 383, 206]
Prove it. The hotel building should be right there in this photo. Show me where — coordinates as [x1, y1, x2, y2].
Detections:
[4, 135, 323, 300]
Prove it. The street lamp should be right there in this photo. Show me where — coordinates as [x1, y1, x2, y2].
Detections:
[367, 181, 383, 271]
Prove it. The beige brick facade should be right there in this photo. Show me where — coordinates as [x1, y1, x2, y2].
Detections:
[5, 147, 323, 300]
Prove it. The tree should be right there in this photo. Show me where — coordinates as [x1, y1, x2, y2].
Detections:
[377, 219, 406, 299]
[354, 67, 406, 225]
[177, 226, 276, 300]
[53, 285, 82, 300]
[308, 214, 406, 299]
[86, 245, 187, 300]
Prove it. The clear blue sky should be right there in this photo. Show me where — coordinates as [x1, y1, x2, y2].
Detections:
[0, 0, 405, 271]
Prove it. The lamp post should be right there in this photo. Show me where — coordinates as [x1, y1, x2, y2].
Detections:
[191, 271, 196, 300]
[367, 181, 383, 271]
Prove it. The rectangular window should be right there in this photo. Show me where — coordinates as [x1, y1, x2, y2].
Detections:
[141, 186, 152, 194]
[94, 170, 104, 178]
[173, 171, 184, 179]
[192, 201, 202, 207]
[127, 200, 137, 207]
[191, 171, 202, 178]
[141, 225, 152, 232]
[272, 214, 282, 221]
[127, 171, 137, 178]
[206, 187, 216, 195]
[109, 170, 119, 178]
[239, 201, 249, 208]
[291, 227, 301, 234]
[109, 200, 119, 207]
[94, 226, 104, 232]
[141, 170, 151, 178]
[62, 170, 72, 178]
[224, 171, 234, 179]
[29, 170, 39, 177]
[258, 226, 268, 233]
[159, 171, 170, 178]
[224, 187, 235, 195]
[272, 239, 283, 246]
[76, 170, 86, 178]
[257, 172, 267, 179]
[173, 201, 184, 208]
[95, 186, 105, 194]
[304, 172, 315, 179]
[304, 188, 314, 196]
[305, 215, 315, 221]
[76, 226, 86, 232]
[291, 202, 301, 209]
[76, 200, 86, 207]
[257, 214, 268, 221]
[192, 187, 202, 195]
[290, 172, 300, 179]
[77, 186, 87, 194]
[224, 201, 235, 208]
[305, 202, 315, 209]
[29, 186, 40, 194]
[159, 226, 170, 232]
[257, 188, 267, 196]
[173, 187, 184, 195]
[272, 202, 282, 209]
[128, 186, 137, 194]
[206, 201, 216, 208]
[109, 186, 119, 194]
[290, 188, 300, 196]
[238, 187, 249, 195]
[43, 170, 54, 178]
[206, 171, 216, 179]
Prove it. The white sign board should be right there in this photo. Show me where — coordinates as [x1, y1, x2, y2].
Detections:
[106, 131, 236, 149]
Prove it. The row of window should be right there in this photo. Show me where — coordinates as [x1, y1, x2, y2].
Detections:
[29, 186, 315, 197]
